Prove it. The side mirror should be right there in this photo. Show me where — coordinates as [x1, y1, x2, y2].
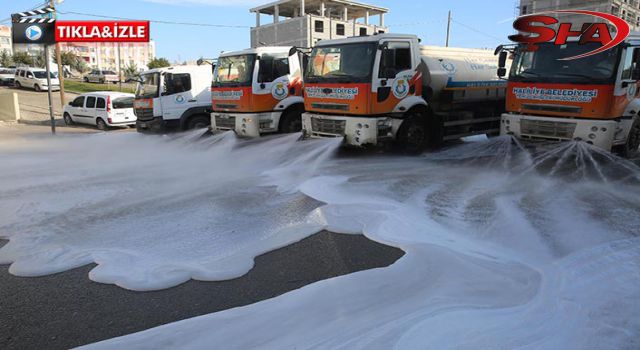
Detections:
[289, 47, 298, 57]
[632, 67, 640, 81]
[497, 51, 508, 78]
[497, 68, 507, 78]
[68, 101, 73, 106]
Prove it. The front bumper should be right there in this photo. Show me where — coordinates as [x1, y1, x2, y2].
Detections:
[136, 117, 180, 133]
[501, 113, 617, 151]
[210, 112, 279, 138]
[301, 113, 393, 147]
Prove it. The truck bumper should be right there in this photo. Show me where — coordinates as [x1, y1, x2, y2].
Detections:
[301, 113, 393, 147]
[210, 112, 279, 138]
[500, 113, 618, 151]
[136, 117, 180, 133]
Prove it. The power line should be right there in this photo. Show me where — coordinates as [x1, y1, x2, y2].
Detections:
[451, 19, 504, 42]
[0, 1, 50, 24]
[58, 10, 250, 29]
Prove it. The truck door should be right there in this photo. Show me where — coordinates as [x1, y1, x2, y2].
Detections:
[161, 73, 193, 121]
[372, 40, 416, 114]
[255, 53, 291, 109]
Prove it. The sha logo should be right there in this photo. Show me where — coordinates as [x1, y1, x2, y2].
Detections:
[25, 26, 43, 41]
[272, 82, 288, 100]
[175, 95, 186, 104]
[392, 79, 409, 99]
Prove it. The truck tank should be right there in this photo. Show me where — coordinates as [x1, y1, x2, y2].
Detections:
[419, 46, 508, 109]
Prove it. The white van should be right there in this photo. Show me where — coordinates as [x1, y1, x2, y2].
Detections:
[14, 67, 60, 92]
[63, 92, 136, 130]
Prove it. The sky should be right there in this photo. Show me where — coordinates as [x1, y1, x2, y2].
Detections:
[2, 0, 518, 62]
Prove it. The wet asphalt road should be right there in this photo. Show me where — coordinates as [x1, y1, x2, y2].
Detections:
[0, 232, 404, 350]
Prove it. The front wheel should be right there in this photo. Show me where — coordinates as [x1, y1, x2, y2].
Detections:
[619, 118, 640, 159]
[63, 113, 74, 126]
[278, 107, 303, 134]
[396, 112, 429, 154]
[96, 118, 109, 131]
[14, 81, 21, 89]
[186, 115, 210, 130]
[34, 84, 41, 92]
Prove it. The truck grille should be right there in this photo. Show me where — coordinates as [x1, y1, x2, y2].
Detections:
[134, 108, 154, 120]
[522, 104, 582, 114]
[311, 103, 349, 112]
[520, 119, 576, 139]
[215, 115, 236, 129]
[311, 117, 346, 136]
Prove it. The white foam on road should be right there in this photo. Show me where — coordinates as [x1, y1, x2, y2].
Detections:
[0, 131, 638, 349]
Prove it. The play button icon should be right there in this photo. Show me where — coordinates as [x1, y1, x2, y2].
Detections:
[25, 26, 43, 41]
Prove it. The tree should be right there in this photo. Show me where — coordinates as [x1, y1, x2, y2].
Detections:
[12, 52, 34, 66]
[0, 50, 12, 67]
[53, 51, 88, 74]
[123, 62, 139, 79]
[147, 58, 170, 70]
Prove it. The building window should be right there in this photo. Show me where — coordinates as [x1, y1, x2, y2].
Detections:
[359, 27, 368, 36]
[336, 24, 345, 36]
[314, 20, 324, 33]
[521, 5, 527, 15]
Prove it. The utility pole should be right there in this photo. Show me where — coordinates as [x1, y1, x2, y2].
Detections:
[44, 45, 56, 134]
[117, 43, 122, 91]
[50, 0, 66, 109]
[446, 10, 452, 47]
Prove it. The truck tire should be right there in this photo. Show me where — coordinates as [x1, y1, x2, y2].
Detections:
[620, 118, 640, 159]
[278, 107, 303, 133]
[186, 115, 210, 130]
[397, 111, 428, 154]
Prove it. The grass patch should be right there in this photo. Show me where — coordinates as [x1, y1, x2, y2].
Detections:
[64, 80, 135, 94]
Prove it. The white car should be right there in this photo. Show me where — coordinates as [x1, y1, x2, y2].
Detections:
[84, 69, 119, 84]
[14, 67, 60, 92]
[0, 67, 16, 86]
[63, 92, 137, 130]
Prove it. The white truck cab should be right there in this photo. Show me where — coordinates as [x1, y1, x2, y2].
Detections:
[134, 65, 213, 133]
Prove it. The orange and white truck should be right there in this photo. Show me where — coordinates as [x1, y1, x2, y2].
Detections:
[210, 46, 307, 137]
[497, 34, 640, 158]
[301, 34, 508, 152]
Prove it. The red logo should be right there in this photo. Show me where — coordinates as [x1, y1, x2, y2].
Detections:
[55, 21, 150, 43]
[509, 10, 630, 60]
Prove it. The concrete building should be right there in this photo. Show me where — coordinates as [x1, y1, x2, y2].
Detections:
[519, 0, 640, 31]
[58, 41, 156, 71]
[250, 0, 388, 48]
[0, 25, 13, 56]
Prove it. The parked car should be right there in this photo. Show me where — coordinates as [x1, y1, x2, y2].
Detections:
[84, 69, 119, 84]
[63, 92, 136, 130]
[0, 68, 16, 86]
[14, 67, 60, 92]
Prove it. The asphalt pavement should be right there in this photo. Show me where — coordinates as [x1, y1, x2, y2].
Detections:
[0, 232, 404, 350]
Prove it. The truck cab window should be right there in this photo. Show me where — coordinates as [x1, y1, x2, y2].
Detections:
[621, 47, 639, 80]
[165, 73, 192, 95]
[258, 55, 289, 83]
[379, 42, 412, 79]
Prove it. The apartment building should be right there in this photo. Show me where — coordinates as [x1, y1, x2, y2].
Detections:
[519, 0, 640, 30]
[0, 25, 12, 56]
[58, 41, 156, 71]
[250, 0, 388, 48]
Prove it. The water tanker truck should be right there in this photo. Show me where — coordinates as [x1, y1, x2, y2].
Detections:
[301, 33, 508, 151]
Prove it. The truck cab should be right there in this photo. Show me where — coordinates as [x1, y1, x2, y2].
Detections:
[498, 35, 640, 158]
[210, 46, 306, 137]
[302, 33, 507, 151]
[134, 65, 213, 133]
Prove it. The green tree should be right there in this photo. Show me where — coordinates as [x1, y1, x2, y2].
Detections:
[123, 62, 139, 79]
[12, 52, 34, 66]
[147, 57, 171, 70]
[0, 50, 12, 67]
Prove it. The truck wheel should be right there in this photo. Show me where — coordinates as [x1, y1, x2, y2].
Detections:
[96, 118, 109, 131]
[278, 107, 303, 133]
[397, 112, 428, 154]
[621, 118, 640, 159]
[187, 115, 210, 130]
[63, 113, 74, 126]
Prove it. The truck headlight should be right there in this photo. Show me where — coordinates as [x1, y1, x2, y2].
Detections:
[588, 133, 597, 140]
[591, 126, 598, 132]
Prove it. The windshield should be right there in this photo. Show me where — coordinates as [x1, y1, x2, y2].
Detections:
[214, 54, 256, 87]
[306, 43, 377, 83]
[136, 73, 161, 99]
[510, 42, 621, 84]
[33, 71, 57, 79]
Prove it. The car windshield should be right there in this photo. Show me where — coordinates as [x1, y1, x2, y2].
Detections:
[306, 43, 377, 83]
[135, 73, 160, 99]
[33, 71, 57, 79]
[214, 54, 256, 87]
[113, 96, 134, 109]
[510, 42, 621, 84]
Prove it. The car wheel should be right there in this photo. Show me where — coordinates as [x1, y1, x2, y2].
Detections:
[34, 84, 41, 92]
[96, 118, 109, 131]
[14, 81, 21, 89]
[63, 113, 74, 126]
[187, 115, 210, 130]
[84, 77, 89, 83]
[278, 107, 303, 134]
[99, 78, 105, 84]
